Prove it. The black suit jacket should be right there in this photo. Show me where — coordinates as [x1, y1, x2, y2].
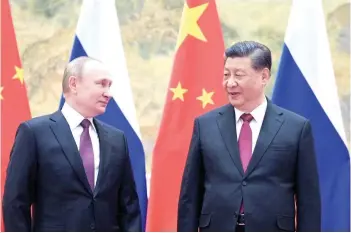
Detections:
[178, 101, 321, 232]
[2, 111, 141, 232]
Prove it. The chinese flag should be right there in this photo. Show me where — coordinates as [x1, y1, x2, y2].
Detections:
[146, 0, 227, 231]
[1, 0, 32, 230]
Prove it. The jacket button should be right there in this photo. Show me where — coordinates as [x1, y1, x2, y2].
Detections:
[90, 223, 95, 230]
[242, 181, 247, 186]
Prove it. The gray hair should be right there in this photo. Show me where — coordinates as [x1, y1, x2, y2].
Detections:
[62, 56, 101, 93]
[224, 41, 272, 72]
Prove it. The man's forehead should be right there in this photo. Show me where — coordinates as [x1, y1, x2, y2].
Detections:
[225, 57, 252, 68]
[82, 60, 111, 75]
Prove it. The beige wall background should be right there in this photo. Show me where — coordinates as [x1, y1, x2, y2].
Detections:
[10, 0, 350, 172]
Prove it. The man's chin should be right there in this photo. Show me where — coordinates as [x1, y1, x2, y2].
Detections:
[93, 107, 107, 117]
[228, 97, 243, 108]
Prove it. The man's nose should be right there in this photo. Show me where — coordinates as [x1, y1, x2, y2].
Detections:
[227, 78, 237, 87]
[103, 89, 112, 98]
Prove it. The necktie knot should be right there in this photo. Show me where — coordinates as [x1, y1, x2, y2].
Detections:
[241, 113, 253, 122]
[81, 119, 91, 129]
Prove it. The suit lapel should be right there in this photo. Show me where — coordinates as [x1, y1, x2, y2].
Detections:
[93, 119, 111, 196]
[217, 104, 244, 176]
[244, 102, 284, 178]
[49, 111, 92, 194]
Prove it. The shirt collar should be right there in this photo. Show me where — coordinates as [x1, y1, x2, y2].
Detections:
[234, 98, 268, 124]
[61, 103, 96, 131]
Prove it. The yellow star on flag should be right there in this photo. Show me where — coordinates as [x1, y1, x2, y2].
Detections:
[170, 82, 188, 101]
[13, 66, 24, 84]
[0, 86, 4, 100]
[196, 88, 214, 108]
[175, 2, 209, 50]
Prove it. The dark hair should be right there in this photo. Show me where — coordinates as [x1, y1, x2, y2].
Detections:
[224, 41, 272, 71]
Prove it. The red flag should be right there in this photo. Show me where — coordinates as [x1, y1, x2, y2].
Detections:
[1, 0, 32, 230]
[146, 0, 227, 231]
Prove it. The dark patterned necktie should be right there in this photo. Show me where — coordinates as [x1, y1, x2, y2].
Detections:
[80, 119, 95, 190]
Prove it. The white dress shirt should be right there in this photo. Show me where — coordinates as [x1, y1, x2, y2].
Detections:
[234, 98, 268, 154]
[61, 103, 100, 186]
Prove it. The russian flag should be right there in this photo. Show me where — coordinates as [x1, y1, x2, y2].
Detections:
[59, 0, 147, 230]
[271, 0, 350, 231]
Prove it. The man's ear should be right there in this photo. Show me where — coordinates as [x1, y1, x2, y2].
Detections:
[68, 76, 78, 94]
[261, 68, 270, 86]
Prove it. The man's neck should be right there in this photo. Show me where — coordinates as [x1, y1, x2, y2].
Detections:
[235, 95, 266, 113]
[64, 99, 90, 119]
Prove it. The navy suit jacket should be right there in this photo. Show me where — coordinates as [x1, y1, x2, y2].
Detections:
[2, 111, 141, 232]
[177, 101, 321, 232]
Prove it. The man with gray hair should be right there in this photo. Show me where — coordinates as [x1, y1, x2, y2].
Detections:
[3, 56, 142, 231]
[177, 41, 321, 232]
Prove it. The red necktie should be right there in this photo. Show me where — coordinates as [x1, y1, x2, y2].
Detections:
[238, 113, 254, 172]
[238, 113, 253, 213]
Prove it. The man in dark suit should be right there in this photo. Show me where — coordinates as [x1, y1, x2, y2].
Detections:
[2, 56, 141, 231]
[177, 41, 321, 232]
